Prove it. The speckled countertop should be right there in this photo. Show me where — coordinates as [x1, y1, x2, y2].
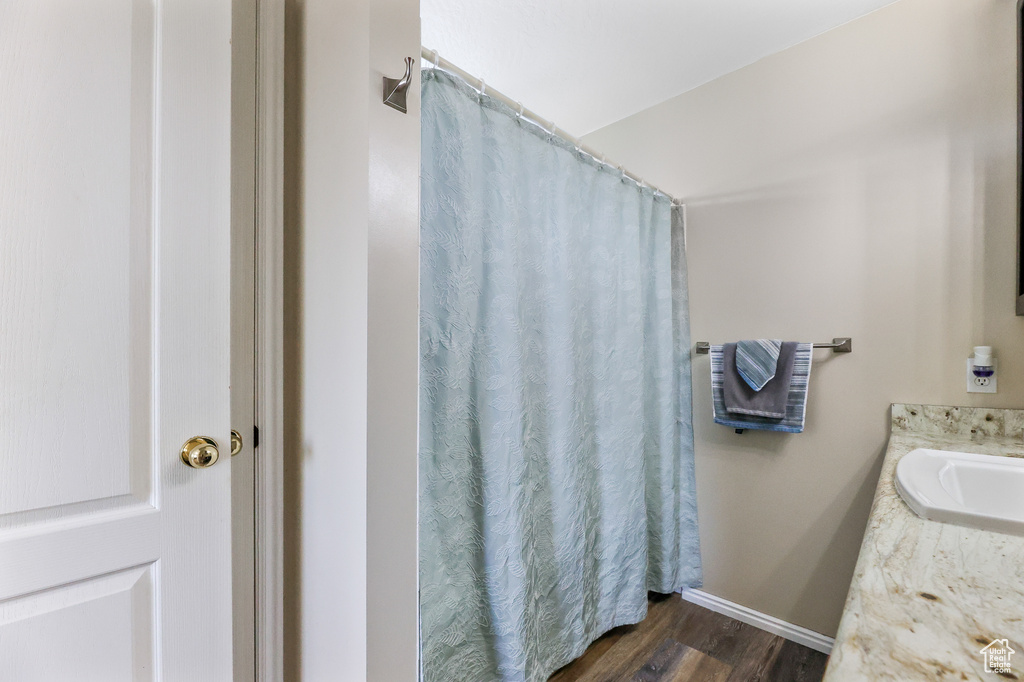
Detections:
[824, 404, 1024, 682]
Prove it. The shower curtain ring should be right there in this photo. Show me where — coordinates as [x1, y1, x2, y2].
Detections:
[479, 79, 486, 100]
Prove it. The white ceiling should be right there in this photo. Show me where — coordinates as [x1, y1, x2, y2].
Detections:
[421, 0, 901, 136]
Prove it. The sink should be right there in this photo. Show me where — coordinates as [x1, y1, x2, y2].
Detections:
[895, 448, 1024, 536]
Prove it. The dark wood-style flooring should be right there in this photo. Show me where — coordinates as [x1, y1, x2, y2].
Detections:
[548, 593, 829, 682]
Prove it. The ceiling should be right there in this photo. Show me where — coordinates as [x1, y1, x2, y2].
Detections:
[421, 0, 901, 136]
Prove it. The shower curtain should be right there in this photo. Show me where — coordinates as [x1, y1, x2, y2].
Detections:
[419, 68, 701, 682]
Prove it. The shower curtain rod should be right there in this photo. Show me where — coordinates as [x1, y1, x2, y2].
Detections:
[421, 47, 684, 207]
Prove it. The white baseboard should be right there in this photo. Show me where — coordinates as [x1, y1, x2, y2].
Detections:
[678, 588, 834, 655]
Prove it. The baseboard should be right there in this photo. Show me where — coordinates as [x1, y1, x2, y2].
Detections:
[678, 588, 834, 655]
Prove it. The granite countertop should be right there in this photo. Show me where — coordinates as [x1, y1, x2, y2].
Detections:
[824, 404, 1024, 681]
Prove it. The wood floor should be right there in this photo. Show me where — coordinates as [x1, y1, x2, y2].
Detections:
[548, 593, 830, 682]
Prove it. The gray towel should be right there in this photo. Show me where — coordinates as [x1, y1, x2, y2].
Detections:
[712, 342, 812, 432]
[723, 342, 798, 418]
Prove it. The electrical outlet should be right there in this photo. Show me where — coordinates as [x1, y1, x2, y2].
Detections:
[967, 358, 998, 393]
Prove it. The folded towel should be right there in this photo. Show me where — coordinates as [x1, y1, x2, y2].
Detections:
[735, 339, 782, 391]
[723, 341, 797, 418]
[711, 342, 813, 433]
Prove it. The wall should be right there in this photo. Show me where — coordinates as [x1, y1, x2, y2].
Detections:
[283, 0, 419, 678]
[367, 2, 421, 680]
[584, 0, 1023, 637]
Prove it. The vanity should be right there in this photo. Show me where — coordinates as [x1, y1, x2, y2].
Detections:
[824, 404, 1024, 681]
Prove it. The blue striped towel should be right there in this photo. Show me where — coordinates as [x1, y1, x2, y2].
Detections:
[736, 339, 782, 391]
[711, 343, 813, 433]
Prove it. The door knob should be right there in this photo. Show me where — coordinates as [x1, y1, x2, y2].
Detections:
[180, 436, 220, 468]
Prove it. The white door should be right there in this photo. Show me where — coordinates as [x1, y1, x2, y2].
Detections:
[0, 1, 233, 679]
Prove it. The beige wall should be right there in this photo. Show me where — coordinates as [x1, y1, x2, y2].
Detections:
[367, 1, 421, 679]
[584, 0, 1023, 637]
[284, 0, 419, 678]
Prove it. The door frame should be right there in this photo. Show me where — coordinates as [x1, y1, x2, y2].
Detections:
[252, 0, 285, 678]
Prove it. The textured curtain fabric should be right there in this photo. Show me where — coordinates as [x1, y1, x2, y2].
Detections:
[419, 68, 701, 682]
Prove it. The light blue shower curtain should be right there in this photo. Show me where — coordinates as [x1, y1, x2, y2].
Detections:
[419, 68, 701, 682]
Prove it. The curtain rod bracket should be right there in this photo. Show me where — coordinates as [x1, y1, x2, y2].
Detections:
[383, 57, 414, 113]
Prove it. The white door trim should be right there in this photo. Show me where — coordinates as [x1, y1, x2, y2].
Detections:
[254, 0, 285, 679]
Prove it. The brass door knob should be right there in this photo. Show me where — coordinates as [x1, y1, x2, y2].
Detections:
[180, 436, 220, 468]
[230, 430, 243, 456]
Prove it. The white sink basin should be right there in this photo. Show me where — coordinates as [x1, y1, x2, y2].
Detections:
[895, 448, 1024, 536]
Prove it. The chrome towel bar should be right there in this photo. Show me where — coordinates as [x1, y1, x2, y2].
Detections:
[695, 338, 852, 355]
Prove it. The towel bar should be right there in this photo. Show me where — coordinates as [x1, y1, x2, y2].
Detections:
[694, 338, 852, 355]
